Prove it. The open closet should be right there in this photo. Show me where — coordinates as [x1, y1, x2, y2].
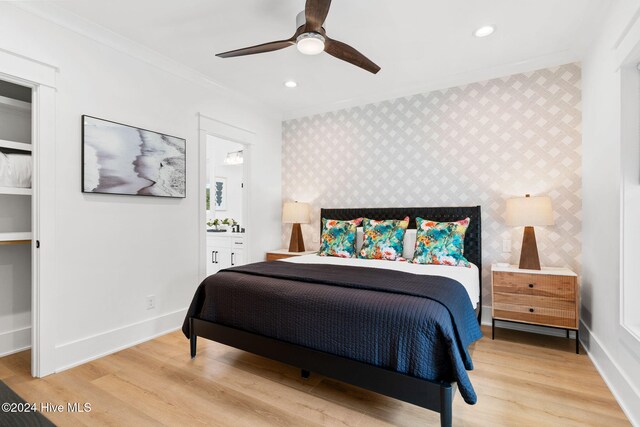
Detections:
[0, 79, 33, 360]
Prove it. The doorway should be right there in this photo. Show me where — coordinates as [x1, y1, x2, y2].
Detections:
[0, 79, 33, 366]
[198, 114, 255, 280]
[0, 48, 57, 377]
[206, 135, 246, 230]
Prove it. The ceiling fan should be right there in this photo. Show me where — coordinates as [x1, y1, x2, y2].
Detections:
[215, 0, 381, 74]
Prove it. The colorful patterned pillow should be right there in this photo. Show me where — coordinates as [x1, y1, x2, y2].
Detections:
[358, 217, 409, 261]
[411, 217, 471, 267]
[319, 218, 363, 258]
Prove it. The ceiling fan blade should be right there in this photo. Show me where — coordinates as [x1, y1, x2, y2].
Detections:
[324, 38, 381, 74]
[216, 39, 295, 58]
[305, 0, 332, 32]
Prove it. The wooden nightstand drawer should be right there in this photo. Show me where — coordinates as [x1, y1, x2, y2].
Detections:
[493, 293, 576, 311]
[494, 303, 577, 328]
[493, 271, 576, 300]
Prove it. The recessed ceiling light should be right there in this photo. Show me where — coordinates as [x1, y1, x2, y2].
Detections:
[284, 80, 298, 88]
[474, 25, 495, 38]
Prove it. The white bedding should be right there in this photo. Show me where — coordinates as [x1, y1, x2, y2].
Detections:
[282, 254, 479, 309]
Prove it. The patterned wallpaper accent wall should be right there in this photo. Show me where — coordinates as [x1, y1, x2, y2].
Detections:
[282, 63, 582, 306]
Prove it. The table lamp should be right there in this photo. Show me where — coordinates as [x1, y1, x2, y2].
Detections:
[506, 194, 554, 270]
[283, 201, 310, 252]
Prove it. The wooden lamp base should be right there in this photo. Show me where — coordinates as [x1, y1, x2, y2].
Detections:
[518, 226, 541, 270]
[288, 223, 306, 252]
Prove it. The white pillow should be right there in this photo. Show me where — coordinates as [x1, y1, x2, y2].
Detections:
[356, 227, 364, 252]
[403, 229, 417, 259]
[357, 226, 417, 260]
[0, 152, 32, 188]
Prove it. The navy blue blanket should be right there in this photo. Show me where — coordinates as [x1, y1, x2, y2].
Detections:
[182, 261, 482, 404]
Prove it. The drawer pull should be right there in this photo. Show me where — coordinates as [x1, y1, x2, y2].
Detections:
[528, 284, 534, 288]
[529, 308, 534, 313]
[234, 241, 243, 245]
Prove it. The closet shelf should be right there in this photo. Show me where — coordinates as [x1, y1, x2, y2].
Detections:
[0, 95, 31, 112]
[0, 232, 32, 245]
[0, 139, 32, 152]
[0, 187, 32, 196]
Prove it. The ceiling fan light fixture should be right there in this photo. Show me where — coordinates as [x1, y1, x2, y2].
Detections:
[474, 25, 496, 38]
[296, 32, 325, 55]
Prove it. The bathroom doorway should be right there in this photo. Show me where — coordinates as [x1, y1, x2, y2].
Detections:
[204, 134, 249, 276]
[197, 114, 254, 280]
[206, 135, 246, 230]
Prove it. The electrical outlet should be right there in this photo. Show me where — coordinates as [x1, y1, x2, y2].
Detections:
[502, 239, 512, 253]
[146, 295, 156, 310]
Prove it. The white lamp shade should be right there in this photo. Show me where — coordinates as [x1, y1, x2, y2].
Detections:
[506, 195, 554, 226]
[283, 202, 310, 224]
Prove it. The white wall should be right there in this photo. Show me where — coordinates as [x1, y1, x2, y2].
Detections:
[581, 1, 640, 424]
[0, 4, 281, 371]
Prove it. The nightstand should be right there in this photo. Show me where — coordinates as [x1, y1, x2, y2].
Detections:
[491, 264, 580, 354]
[265, 249, 317, 262]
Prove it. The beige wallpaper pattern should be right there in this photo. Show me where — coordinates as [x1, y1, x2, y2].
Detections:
[282, 63, 582, 305]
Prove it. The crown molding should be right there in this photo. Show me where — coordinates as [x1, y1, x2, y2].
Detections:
[11, 2, 281, 117]
[283, 49, 581, 120]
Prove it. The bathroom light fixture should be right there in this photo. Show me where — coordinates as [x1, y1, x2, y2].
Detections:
[474, 25, 495, 38]
[284, 80, 298, 88]
[224, 150, 243, 166]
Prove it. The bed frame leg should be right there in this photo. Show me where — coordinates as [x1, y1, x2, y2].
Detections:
[301, 369, 310, 379]
[439, 385, 453, 427]
[189, 318, 197, 359]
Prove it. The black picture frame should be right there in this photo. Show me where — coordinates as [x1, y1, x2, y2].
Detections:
[81, 114, 187, 199]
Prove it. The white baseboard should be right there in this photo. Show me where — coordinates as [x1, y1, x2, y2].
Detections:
[0, 326, 31, 357]
[580, 322, 640, 426]
[480, 305, 576, 338]
[54, 308, 187, 373]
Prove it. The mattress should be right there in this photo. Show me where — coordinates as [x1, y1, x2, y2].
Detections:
[282, 253, 480, 309]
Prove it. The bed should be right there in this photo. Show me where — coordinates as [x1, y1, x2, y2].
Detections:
[183, 206, 482, 427]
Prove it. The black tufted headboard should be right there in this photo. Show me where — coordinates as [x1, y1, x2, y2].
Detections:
[320, 206, 482, 321]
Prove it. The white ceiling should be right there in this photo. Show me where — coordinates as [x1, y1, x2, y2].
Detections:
[51, 0, 610, 117]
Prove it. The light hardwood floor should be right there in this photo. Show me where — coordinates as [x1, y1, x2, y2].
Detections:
[0, 327, 629, 426]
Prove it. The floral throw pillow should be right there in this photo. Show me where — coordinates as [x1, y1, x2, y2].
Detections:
[319, 218, 363, 258]
[411, 217, 471, 267]
[358, 217, 409, 261]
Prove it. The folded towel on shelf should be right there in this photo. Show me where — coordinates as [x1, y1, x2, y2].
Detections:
[0, 151, 32, 188]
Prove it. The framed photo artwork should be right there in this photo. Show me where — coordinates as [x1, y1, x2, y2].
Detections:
[213, 177, 227, 210]
[82, 115, 186, 198]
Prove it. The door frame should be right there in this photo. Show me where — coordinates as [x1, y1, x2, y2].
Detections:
[0, 47, 58, 377]
[198, 114, 255, 280]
